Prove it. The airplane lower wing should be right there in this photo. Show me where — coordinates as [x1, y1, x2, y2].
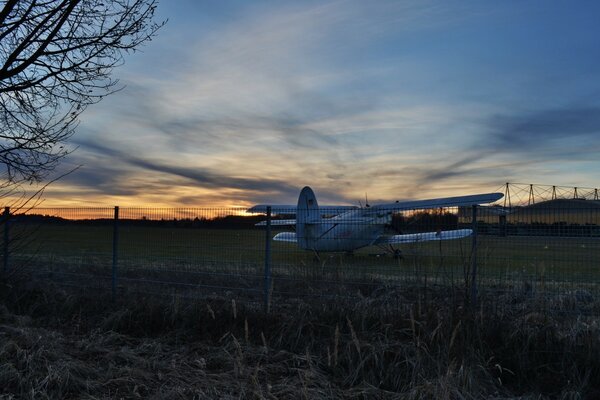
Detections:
[374, 229, 472, 245]
[273, 229, 471, 246]
[273, 232, 297, 242]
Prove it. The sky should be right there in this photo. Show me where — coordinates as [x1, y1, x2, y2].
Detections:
[40, 0, 600, 207]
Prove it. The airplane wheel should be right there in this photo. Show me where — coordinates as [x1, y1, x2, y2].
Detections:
[393, 249, 403, 260]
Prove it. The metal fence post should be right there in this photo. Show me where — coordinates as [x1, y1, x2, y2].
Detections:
[470, 205, 478, 307]
[3, 207, 9, 274]
[112, 206, 119, 301]
[264, 206, 272, 313]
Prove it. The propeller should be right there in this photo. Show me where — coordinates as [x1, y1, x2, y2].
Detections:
[358, 193, 371, 209]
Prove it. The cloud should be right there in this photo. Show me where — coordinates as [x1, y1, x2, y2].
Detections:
[486, 107, 600, 152]
[70, 138, 304, 195]
[398, 106, 600, 191]
[418, 154, 487, 183]
[28, 1, 600, 206]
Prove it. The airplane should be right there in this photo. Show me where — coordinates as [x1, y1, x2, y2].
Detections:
[248, 186, 503, 257]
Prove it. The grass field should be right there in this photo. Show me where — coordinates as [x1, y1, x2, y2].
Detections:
[3, 220, 600, 398]
[2, 275, 600, 399]
[6, 222, 600, 305]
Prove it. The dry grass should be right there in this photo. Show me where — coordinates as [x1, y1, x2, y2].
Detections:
[1, 274, 600, 399]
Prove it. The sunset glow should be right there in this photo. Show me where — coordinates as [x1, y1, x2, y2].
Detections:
[11, 1, 600, 207]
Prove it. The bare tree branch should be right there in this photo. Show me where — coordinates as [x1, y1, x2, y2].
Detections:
[0, 0, 164, 186]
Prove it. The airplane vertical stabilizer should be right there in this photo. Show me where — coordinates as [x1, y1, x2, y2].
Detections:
[296, 186, 320, 249]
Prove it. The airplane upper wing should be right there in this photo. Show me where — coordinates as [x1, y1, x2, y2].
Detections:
[374, 229, 472, 245]
[368, 192, 503, 214]
[247, 205, 358, 215]
[248, 192, 502, 215]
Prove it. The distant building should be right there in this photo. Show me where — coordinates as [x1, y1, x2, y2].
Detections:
[459, 199, 600, 225]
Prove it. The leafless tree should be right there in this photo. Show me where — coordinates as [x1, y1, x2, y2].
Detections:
[0, 0, 163, 191]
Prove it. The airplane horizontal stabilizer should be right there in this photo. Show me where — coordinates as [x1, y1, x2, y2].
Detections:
[273, 232, 297, 243]
[258, 219, 379, 226]
[255, 219, 296, 226]
[374, 229, 472, 245]
[247, 205, 358, 215]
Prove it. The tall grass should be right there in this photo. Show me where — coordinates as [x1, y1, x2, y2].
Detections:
[1, 273, 600, 399]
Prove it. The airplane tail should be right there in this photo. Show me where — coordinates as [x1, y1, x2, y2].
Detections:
[296, 186, 320, 249]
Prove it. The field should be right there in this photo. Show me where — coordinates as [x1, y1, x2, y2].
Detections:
[8, 223, 600, 302]
[2, 221, 600, 398]
[2, 275, 600, 399]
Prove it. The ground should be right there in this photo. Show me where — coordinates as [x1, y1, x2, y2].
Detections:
[1, 276, 600, 399]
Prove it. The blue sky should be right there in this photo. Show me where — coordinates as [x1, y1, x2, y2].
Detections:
[46, 0, 600, 206]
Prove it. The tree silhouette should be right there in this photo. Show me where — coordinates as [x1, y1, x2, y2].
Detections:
[0, 0, 163, 188]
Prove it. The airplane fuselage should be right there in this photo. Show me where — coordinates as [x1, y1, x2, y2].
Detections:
[300, 209, 392, 252]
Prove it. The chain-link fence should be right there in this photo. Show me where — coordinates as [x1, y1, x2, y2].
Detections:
[2, 200, 599, 313]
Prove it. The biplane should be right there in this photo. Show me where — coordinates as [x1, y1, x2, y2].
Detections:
[248, 186, 502, 256]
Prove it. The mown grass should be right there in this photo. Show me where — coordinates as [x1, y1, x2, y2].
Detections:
[1, 272, 600, 399]
[8, 223, 600, 299]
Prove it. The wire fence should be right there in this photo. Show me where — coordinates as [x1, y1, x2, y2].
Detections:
[2, 200, 600, 314]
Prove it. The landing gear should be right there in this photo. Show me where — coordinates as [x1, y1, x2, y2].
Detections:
[384, 244, 403, 259]
[312, 250, 321, 263]
[393, 248, 403, 260]
[373, 245, 404, 259]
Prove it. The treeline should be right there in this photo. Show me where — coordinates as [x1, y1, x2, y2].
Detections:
[8, 210, 462, 231]
[479, 222, 600, 237]
[7, 212, 599, 236]
[6, 213, 266, 229]
[390, 211, 460, 232]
